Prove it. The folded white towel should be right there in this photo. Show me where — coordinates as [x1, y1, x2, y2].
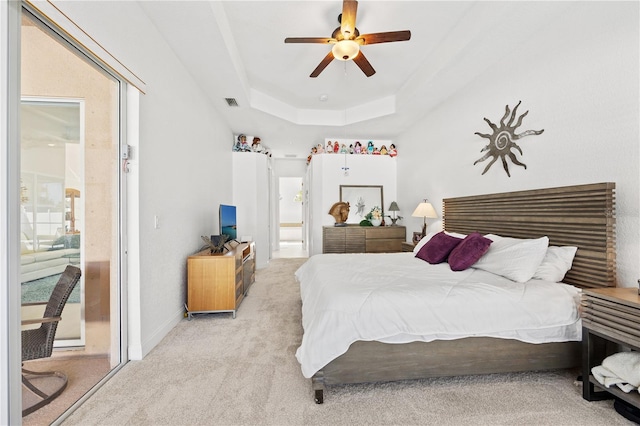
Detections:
[592, 351, 640, 393]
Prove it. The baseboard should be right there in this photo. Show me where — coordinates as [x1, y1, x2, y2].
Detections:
[128, 306, 183, 360]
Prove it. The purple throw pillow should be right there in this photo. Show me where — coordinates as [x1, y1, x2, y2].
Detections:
[448, 232, 492, 271]
[415, 231, 463, 264]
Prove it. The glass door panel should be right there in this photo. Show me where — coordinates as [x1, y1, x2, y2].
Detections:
[20, 7, 123, 423]
[21, 99, 84, 346]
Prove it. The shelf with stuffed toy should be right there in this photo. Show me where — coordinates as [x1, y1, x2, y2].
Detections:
[232, 134, 271, 157]
[306, 138, 397, 164]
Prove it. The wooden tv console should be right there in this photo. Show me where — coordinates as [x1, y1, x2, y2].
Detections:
[186, 241, 255, 319]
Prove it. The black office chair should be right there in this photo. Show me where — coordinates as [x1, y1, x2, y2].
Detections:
[21, 265, 81, 416]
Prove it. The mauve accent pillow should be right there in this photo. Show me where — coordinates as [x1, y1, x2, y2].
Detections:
[448, 232, 493, 271]
[415, 231, 463, 264]
[412, 232, 438, 254]
[413, 231, 467, 254]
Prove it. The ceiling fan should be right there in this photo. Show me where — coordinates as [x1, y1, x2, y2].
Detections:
[284, 0, 411, 78]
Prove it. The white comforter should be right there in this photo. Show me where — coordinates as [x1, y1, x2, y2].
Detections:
[295, 252, 582, 378]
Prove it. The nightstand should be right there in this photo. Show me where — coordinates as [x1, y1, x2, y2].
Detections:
[401, 242, 415, 252]
[581, 287, 640, 408]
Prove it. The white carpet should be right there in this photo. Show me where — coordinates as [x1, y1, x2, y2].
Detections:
[63, 258, 632, 425]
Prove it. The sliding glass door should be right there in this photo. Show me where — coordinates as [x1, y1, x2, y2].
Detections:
[20, 6, 124, 422]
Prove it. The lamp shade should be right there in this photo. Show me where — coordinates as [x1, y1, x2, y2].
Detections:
[412, 201, 438, 218]
[388, 201, 400, 212]
[332, 40, 360, 61]
[412, 200, 437, 237]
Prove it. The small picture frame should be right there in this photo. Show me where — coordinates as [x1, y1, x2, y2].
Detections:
[413, 232, 423, 245]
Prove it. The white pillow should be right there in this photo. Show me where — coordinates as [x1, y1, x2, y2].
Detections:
[412, 231, 466, 254]
[533, 246, 578, 282]
[472, 234, 549, 283]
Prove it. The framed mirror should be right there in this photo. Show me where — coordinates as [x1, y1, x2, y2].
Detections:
[339, 185, 384, 224]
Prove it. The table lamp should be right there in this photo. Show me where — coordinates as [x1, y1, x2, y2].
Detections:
[387, 201, 401, 226]
[411, 199, 438, 237]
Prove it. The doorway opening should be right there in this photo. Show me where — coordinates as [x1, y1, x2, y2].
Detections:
[274, 177, 307, 258]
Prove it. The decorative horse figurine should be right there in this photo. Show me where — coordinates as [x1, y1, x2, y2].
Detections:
[328, 202, 350, 227]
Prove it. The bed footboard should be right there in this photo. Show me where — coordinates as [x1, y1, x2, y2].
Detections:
[310, 338, 580, 403]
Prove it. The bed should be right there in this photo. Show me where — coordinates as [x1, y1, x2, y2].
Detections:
[297, 183, 616, 403]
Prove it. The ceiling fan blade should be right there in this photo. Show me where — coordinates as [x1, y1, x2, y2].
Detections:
[356, 30, 411, 45]
[340, 0, 358, 39]
[285, 37, 336, 44]
[310, 52, 335, 78]
[353, 51, 375, 77]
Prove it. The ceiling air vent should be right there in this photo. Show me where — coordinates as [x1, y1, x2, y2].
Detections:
[225, 98, 239, 107]
[285, 154, 297, 158]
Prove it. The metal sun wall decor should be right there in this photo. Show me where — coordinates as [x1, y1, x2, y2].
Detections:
[473, 101, 544, 177]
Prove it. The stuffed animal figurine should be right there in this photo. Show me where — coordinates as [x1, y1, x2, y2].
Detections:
[307, 146, 318, 164]
[234, 134, 251, 152]
[240, 134, 251, 151]
[327, 141, 334, 153]
[252, 137, 263, 153]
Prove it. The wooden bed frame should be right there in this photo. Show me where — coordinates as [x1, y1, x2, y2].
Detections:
[310, 183, 616, 403]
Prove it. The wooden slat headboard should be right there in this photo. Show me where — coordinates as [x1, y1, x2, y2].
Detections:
[443, 183, 616, 289]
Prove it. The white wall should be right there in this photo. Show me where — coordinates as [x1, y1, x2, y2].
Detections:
[272, 158, 307, 179]
[279, 178, 302, 223]
[232, 152, 271, 269]
[307, 154, 398, 255]
[397, 2, 639, 287]
[54, 1, 234, 358]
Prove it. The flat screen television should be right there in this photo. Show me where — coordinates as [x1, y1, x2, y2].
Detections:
[219, 204, 237, 241]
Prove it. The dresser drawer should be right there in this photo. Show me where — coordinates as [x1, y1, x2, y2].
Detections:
[365, 226, 405, 240]
[366, 239, 402, 253]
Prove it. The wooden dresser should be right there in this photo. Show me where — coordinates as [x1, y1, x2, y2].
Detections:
[186, 241, 255, 319]
[323, 225, 405, 253]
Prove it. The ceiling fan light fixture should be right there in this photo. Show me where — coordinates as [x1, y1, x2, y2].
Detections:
[284, 0, 410, 77]
[332, 39, 359, 61]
